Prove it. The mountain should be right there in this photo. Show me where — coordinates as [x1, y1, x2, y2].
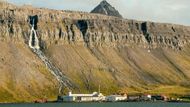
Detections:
[91, 0, 123, 18]
[1, 1, 190, 102]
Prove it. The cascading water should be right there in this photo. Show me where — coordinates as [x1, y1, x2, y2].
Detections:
[28, 16, 74, 94]
[29, 19, 40, 49]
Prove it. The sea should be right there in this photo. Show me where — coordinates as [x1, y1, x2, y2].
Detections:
[0, 102, 190, 107]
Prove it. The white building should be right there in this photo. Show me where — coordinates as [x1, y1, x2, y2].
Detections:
[106, 95, 127, 102]
[61, 92, 105, 102]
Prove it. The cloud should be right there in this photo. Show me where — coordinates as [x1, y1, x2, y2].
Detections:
[7, 0, 190, 25]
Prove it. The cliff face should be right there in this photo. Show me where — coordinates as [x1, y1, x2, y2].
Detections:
[1, 2, 190, 102]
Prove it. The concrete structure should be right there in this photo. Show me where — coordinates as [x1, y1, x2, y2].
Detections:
[59, 92, 105, 102]
[106, 95, 127, 102]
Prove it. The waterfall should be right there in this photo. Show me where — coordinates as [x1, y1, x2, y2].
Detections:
[28, 17, 74, 94]
[28, 19, 40, 50]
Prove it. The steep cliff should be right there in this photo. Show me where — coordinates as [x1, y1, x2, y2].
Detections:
[1, 2, 190, 102]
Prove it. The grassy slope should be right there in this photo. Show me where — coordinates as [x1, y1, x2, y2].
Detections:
[0, 41, 58, 102]
[46, 44, 190, 96]
[1, 41, 190, 102]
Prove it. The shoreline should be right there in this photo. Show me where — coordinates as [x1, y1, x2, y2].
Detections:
[1, 100, 190, 104]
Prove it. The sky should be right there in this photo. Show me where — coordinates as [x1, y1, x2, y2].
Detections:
[7, 0, 190, 26]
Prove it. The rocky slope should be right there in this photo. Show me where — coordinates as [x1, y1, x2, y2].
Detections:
[1, 2, 190, 102]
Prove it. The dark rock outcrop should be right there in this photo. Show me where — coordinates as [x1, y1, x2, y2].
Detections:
[91, 0, 123, 18]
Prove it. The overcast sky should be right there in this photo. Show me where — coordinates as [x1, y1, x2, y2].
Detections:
[7, 0, 190, 26]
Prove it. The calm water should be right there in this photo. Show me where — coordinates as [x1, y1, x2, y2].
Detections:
[0, 102, 190, 107]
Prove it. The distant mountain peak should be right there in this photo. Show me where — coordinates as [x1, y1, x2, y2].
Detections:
[91, 0, 123, 18]
[100, 0, 109, 5]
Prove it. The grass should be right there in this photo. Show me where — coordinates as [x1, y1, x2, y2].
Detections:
[60, 68, 120, 96]
[0, 87, 16, 103]
[145, 85, 190, 98]
[119, 85, 190, 98]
